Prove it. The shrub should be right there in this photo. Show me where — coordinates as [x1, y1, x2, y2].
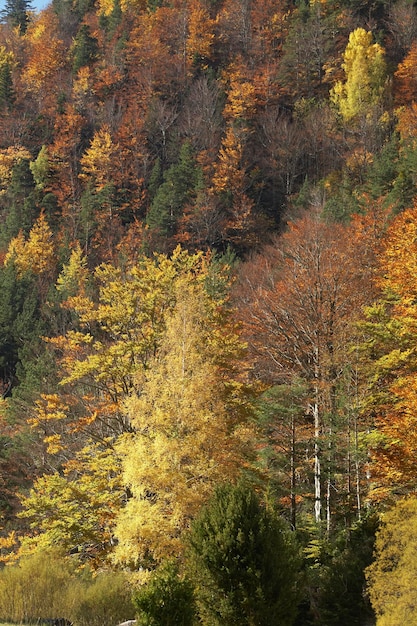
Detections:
[134, 560, 195, 626]
[67, 570, 135, 626]
[0, 550, 75, 623]
[0, 550, 135, 626]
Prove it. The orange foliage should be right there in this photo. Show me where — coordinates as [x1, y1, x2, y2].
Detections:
[364, 203, 417, 500]
[186, 0, 215, 68]
[21, 9, 65, 107]
[394, 41, 417, 106]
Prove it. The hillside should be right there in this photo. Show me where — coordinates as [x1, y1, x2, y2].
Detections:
[0, 0, 416, 623]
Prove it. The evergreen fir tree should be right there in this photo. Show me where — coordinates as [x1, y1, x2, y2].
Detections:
[187, 482, 301, 626]
[0, 159, 38, 249]
[0, 61, 15, 111]
[72, 24, 99, 73]
[146, 142, 203, 236]
[0, 0, 32, 33]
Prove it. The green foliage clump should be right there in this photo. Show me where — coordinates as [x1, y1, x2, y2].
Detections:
[187, 482, 301, 626]
[72, 25, 99, 73]
[134, 561, 195, 626]
[146, 142, 203, 237]
[314, 514, 378, 626]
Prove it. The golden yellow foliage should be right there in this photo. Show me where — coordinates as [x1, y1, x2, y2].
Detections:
[367, 498, 417, 625]
[0, 146, 31, 195]
[330, 28, 387, 122]
[186, 0, 215, 66]
[4, 212, 55, 277]
[223, 72, 257, 122]
[114, 276, 255, 569]
[79, 125, 116, 190]
[56, 244, 88, 300]
[211, 126, 245, 195]
[22, 12, 65, 94]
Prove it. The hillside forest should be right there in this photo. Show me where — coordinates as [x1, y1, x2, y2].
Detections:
[1, 0, 417, 623]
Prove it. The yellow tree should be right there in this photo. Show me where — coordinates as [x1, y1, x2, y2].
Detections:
[79, 125, 117, 193]
[21, 10, 65, 110]
[14, 248, 244, 564]
[4, 212, 56, 278]
[330, 28, 387, 123]
[186, 0, 215, 70]
[39, 247, 204, 450]
[360, 203, 417, 501]
[114, 276, 255, 570]
[366, 497, 417, 625]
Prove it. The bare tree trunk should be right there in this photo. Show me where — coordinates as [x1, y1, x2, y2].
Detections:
[312, 395, 321, 524]
[290, 410, 297, 529]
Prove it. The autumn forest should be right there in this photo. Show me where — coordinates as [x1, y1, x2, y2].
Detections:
[0, 0, 417, 622]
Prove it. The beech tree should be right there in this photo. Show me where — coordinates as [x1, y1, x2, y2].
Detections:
[114, 274, 255, 568]
[13, 247, 249, 564]
[236, 211, 378, 528]
[21, 10, 65, 110]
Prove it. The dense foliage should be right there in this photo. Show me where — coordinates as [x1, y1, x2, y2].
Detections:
[1, 0, 417, 623]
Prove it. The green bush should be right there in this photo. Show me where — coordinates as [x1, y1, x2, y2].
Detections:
[134, 560, 195, 626]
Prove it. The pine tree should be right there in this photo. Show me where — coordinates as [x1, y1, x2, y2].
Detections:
[187, 482, 301, 626]
[72, 24, 99, 73]
[0, 0, 32, 33]
[146, 142, 203, 237]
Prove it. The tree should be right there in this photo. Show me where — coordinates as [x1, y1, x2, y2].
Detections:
[16, 248, 245, 564]
[17, 443, 125, 567]
[186, 0, 215, 70]
[0, 155, 39, 250]
[314, 514, 378, 626]
[0, 0, 32, 33]
[4, 212, 56, 280]
[358, 203, 417, 502]
[330, 28, 388, 124]
[72, 24, 99, 73]
[393, 42, 417, 106]
[21, 10, 65, 109]
[113, 274, 255, 568]
[279, 2, 336, 100]
[146, 141, 203, 239]
[236, 211, 378, 528]
[255, 382, 310, 529]
[187, 482, 300, 626]
[0, 47, 15, 111]
[366, 497, 417, 626]
[79, 125, 117, 192]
